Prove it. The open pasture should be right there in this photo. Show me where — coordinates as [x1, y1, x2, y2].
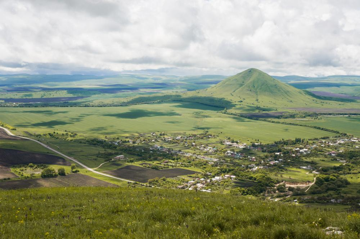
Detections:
[0, 103, 337, 142]
[276, 116, 360, 137]
[105, 165, 196, 183]
[272, 167, 314, 183]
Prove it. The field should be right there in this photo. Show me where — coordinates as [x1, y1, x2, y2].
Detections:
[0, 148, 69, 167]
[0, 187, 359, 238]
[272, 168, 314, 183]
[0, 174, 116, 190]
[105, 165, 197, 183]
[0, 103, 337, 142]
[0, 166, 17, 180]
[275, 116, 360, 137]
[307, 86, 360, 97]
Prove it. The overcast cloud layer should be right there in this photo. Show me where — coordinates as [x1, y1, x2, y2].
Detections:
[0, 0, 360, 76]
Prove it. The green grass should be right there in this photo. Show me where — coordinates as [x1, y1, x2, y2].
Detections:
[308, 86, 360, 97]
[276, 116, 360, 137]
[41, 138, 118, 168]
[0, 187, 359, 238]
[273, 167, 315, 183]
[0, 103, 336, 143]
[304, 157, 342, 167]
[189, 68, 360, 110]
[0, 90, 73, 99]
[0, 139, 57, 156]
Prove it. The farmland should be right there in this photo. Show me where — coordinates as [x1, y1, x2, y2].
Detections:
[275, 116, 360, 137]
[0, 148, 69, 166]
[0, 173, 116, 190]
[105, 165, 196, 183]
[0, 103, 337, 142]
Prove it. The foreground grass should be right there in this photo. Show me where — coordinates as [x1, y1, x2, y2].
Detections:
[0, 187, 359, 238]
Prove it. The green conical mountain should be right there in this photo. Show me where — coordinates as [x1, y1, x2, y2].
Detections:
[203, 68, 309, 102]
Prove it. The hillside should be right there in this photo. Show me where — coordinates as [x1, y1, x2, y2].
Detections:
[196, 68, 315, 107]
[0, 187, 359, 238]
[180, 68, 360, 113]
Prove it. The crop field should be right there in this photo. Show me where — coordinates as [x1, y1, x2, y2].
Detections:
[0, 139, 59, 156]
[275, 116, 360, 137]
[105, 165, 197, 182]
[0, 166, 17, 180]
[0, 103, 337, 142]
[0, 148, 69, 167]
[0, 173, 116, 190]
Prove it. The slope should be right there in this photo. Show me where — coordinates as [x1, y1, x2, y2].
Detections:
[201, 68, 312, 105]
[0, 187, 358, 238]
[189, 68, 359, 110]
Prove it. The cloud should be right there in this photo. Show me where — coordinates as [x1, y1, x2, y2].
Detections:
[0, 0, 359, 76]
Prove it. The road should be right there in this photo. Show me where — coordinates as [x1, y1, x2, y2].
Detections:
[0, 127, 134, 183]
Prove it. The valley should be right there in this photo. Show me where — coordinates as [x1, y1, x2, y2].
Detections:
[1, 68, 360, 238]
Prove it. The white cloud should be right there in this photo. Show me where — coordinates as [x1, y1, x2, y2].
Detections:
[0, 0, 359, 76]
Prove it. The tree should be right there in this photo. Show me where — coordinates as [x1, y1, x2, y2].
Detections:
[71, 164, 79, 173]
[58, 167, 66, 176]
[41, 167, 58, 178]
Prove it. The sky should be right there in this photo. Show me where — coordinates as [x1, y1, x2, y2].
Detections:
[0, 0, 360, 76]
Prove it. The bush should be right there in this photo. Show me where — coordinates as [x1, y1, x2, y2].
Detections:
[277, 183, 287, 193]
[58, 167, 66, 176]
[41, 167, 58, 178]
[71, 164, 79, 173]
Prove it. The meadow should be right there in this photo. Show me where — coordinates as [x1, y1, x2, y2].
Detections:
[275, 116, 360, 137]
[0, 103, 337, 143]
[0, 187, 359, 238]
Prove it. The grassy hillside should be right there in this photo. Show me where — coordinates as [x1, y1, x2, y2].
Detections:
[0, 187, 359, 238]
[187, 68, 360, 111]
[196, 69, 313, 106]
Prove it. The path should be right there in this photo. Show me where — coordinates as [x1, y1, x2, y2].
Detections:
[0, 127, 134, 183]
[94, 161, 109, 170]
[305, 177, 317, 193]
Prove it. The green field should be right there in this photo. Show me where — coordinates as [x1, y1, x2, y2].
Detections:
[272, 167, 315, 183]
[276, 116, 360, 137]
[308, 86, 360, 97]
[0, 103, 337, 143]
[0, 187, 359, 238]
[0, 139, 57, 156]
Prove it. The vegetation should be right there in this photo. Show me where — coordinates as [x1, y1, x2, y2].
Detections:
[0, 104, 337, 143]
[0, 121, 16, 130]
[1, 187, 360, 238]
[41, 167, 58, 178]
[58, 167, 66, 176]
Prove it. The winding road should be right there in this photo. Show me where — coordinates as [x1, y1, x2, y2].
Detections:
[0, 127, 134, 183]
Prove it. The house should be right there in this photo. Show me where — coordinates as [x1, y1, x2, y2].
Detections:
[113, 155, 125, 160]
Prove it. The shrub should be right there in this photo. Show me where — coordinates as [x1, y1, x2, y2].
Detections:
[71, 164, 79, 173]
[58, 167, 66, 176]
[41, 167, 58, 178]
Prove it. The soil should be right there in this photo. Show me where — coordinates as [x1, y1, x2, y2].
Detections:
[0, 166, 17, 180]
[0, 148, 70, 166]
[0, 128, 24, 140]
[0, 173, 117, 190]
[105, 165, 196, 183]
